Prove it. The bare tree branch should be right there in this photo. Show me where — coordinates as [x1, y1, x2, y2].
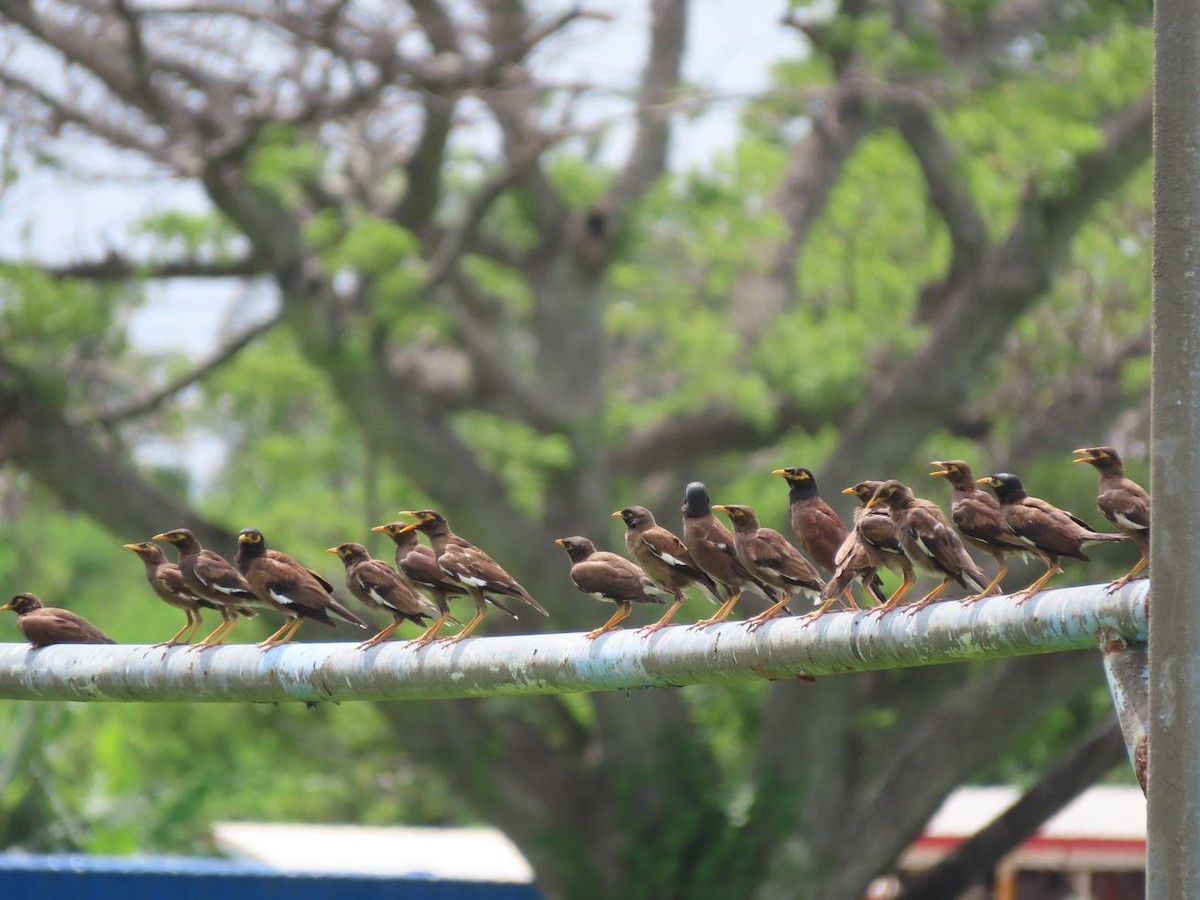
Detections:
[95, 310, 282, 425]
[5, 251, 267, 282]
[607, 0, 688, 212]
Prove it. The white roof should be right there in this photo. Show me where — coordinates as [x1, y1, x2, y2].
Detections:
[901, 785, 1146, 872]
[211, 822, 535, 883]
[922, 785, 1144, 841]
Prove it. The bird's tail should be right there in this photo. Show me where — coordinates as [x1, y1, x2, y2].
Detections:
[329, 599, 369, 629]
[1083, 531, 1130, 545]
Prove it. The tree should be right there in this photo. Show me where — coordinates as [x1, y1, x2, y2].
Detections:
[0, 1, 1151, 897]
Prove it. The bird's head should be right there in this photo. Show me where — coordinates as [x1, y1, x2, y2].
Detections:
[842, 481, 883, 504]
[773, 466, 818, 498]
[372, 522, 420, 547]
[613, 506, 654, 530]
[554, 536, 596, 562]
[1, 593, 43, 615]
[976, 473, 1025, 503]
[865, 480, 911, 510]
[1073, 446, 1123, 474]
[397, 509, 448, 535]
[682, 481, 712, 518]
[929, 460, 976, 489]
[123, 541, 166, 563]
[151, 528, 198, 551]
[327, 542, 369, 564]
[711, 503, 757, 531]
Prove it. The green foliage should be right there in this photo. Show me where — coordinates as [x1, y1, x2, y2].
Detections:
[246, 124, 324, 205]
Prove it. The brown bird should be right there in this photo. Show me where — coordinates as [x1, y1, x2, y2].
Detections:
[821, 481, 903, 610]
[555, 536, 670, 638]
[930, 460, 1033, 602]
[124, 540, 222, 646]
[773, 466, 870, 608]
[866, 480, 988, 614]
[613, 505, 721, 635]
[371, 522, 481, 645]
[1074, 447, 1150, 593]
[398, 509, 547, 643]
[236, 528, 368, 650]
[711, 504, 825, 630]
[1, 593, 115, 647]
[327, 543, 442, 649]
[977, 473, 1128, 602]
[681, 481, 779, 628]
[152, 528, 260, 649]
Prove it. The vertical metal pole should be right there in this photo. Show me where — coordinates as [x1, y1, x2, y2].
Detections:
[1149, 1, 1200, 894]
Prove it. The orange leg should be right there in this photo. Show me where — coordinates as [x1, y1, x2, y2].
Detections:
[192, 608, 240, 650]
[840, 588, 861, 611]
[358, 617, 404, 650]
[155, 609, 201, 647]
[1106, 553, 1149, 595]
[867, 569, 916, 618]
[258, 617, 304, 650]
[410, 611, 453, 647]
[689, 590, 744, 629]
[903, 576, 954, 615]
[746, 594, 796, 632]
[637, 596, 684, 636]
[587, 603, 632, 639]
[1012, 559, 1063, 605]
[439, 591, 488, 644]
[961, 555, 1008, 606]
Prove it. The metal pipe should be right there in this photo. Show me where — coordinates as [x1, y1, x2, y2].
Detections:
[0, 582, 1147, 704]
[1099, 633, 1149, 793]
[1150, 0, 1200, 894]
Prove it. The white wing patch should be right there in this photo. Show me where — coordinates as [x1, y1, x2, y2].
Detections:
[457, 572, 489, 588]
[269, 589, 296, 607]
[653, 548, 689, 568]
[1114, 513, 1147, 531]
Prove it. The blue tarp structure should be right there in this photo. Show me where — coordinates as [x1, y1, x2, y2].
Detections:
[0, 853, 542, 900]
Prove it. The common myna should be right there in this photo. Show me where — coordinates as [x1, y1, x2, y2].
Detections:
[152, 528, 260, 649]
[712, 504, 825, 630]
[124, 540, 222, 646]
[1074, 447, 1150, 592]
[371, 522, 480, 645]
[398, 509, 547, 643]
[866, 480, 988, 614]
[1, 593, 115, 647]
[773, 466, 866, 608]
[681, 482, 778, 627]
[328, 542, 442, 649]
[930, 460, 1031, 602]
[977, 473, 1128, 602]
[555, 536, 670, 638]
[821, 481, 902, 609]
[236, 528, 368, 650]
[613, 505, 721, 635]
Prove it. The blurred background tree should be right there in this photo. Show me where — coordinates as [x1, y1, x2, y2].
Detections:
[0, 1, 1150, 897]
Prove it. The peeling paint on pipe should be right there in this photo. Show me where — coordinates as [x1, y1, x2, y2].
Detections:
[0, 581, 1148, 704]
[1101, 633, 1149, 794]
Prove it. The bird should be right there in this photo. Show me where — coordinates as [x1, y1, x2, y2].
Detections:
[371, 521, 480, 645]
[235, 528, 368, 650]
[773, 466, 870, 607]
[397, 509, 547, 643]
[681, 481, 778, 628]
[1, 593, 115, 647]
[865, 480, 988, 614]
[976, 473, 1128, 602]
[554, 536, 670, 638]
[821, 481, 903, 609]
[123, 540, 223, 646]
[152, 528, 260, 649]
[929, 460, 1033, 602]
[327, 542, 443, 649]
[1074, 447, 1150, 593]
[613, 505, 721, 635]
[711, 504, 825, 630]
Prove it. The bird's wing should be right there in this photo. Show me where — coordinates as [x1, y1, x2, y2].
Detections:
[24, 610, 115, 645]
[1099, 487, 1150, 533]
[193, 552, 256, 598]
[640, 531, 707, 577]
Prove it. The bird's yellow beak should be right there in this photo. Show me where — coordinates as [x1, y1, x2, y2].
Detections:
[398, 510, 420, 518]
[865, 495, 882, 509]
[771, 468, 787, 478]
[611, 510, 624, 519]
[841, 487, 857, 495]
[370, 524, 389, 533]
[325, 547, 339, 555]
[554, 538, 566, 546]
[976, 476, 994, 486]
[151, 532, 171, 542]
[121, 543, 140, 551]
[711, 504, 728, 513]
[0, 603, 12, 613]
[397, 522, 421, 534]
[1072, 449, 1096, 463]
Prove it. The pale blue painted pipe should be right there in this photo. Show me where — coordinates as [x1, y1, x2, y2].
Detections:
[0, 581, 1148, 704]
